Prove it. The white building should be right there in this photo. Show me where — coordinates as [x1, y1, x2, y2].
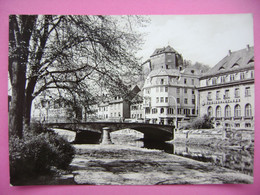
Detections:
[141, 46, 201, 127]
[199, 46, 254, 129]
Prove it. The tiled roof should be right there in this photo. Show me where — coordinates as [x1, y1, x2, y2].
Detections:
[151, 45, 177, 56]
[202, 46, 254, 77]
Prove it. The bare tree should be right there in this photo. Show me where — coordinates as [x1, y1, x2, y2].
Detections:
[9, 15, 147, 137]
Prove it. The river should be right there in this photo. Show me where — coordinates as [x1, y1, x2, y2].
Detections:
[53, 128, 254, 177]
[110, 129, 254, 176]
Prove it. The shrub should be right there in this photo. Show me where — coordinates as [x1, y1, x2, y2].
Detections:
[191, 114, 214, 129]
[9, 124, 75, 185]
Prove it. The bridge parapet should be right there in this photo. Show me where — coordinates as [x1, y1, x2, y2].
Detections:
[46, 122, 175, 142]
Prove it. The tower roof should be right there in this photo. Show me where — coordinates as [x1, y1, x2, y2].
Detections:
[150, 45, 178, 57]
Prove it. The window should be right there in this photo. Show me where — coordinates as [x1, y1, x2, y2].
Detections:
[192, 109, 195, 115]
[152, 108, 158, 114]
[240, 72, 245, 80]
[184, 109, 190, 115]
[245, 123, 251, 128]
[184, 88, 188, 94]
[216, 91, 220, 100]
[192, 90, 195, 94]
[160, 87, 163, 92]
[168, 108, 173, 114]
[225, 105, 231, 117]
[160, 97, 164, 103]
[208, 106, 213, 117]
[230, 74, 235, 81]
[184, 79, 187, 84]
[212, 78, 217, 85]
[145, 108, 150, 114]
[165, 87, 168, 92]
[165, 97, 168, 103]
[221, 76, 225, 83]
[216, 106, 221, 117]
[161, 79, 164, 84]
[178, 108, 182, 114]
[184, 98, 188, 104]
[177, 88, 180, 93]
[245, 87, 251, 97]
[166, 65, 169, 69]
[177, 98, 180, 103]
[206, 79, 210, 86]
[235, 88, 240, 98]
[224, 90, 230, 99]
[234, 104, 241, 117]
[156, 97, 159, 103]
[207, 92, 212, 100]
[160, 108, 164, 114]
[251, 70, 254, 78]
[245, 104, 252, 117]
[235, 123, 240, 127]
[192, 99, 195, 104]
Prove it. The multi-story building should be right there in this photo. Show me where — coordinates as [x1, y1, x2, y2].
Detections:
[130, 91, 145, 120]
[108, 96, 130, 120]
[97, 102, 109, 119]
[199, 45, 254, 129]
[142, 46, 201, 127]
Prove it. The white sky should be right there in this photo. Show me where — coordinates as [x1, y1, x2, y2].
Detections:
[137, 14, 254, 67]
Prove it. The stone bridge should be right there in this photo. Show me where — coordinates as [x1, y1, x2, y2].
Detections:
[46, 122, 175, 144]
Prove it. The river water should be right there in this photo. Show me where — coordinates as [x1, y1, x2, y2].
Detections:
[53, 128, 254, 177]
[110, 130, 254, 176]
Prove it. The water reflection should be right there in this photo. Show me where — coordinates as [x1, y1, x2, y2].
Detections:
[110, 131, 254, 176]
[173, 144, 254, 176]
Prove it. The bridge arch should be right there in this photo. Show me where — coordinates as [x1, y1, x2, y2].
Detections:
[46, 122, 174, 143]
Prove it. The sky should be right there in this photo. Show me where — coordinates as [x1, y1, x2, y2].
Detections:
[137, 14, 254, 67]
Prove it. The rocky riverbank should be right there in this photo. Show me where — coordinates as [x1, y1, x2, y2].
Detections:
[54, 144, 253, 185]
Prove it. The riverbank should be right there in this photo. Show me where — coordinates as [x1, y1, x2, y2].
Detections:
[172, 129, 254, 151]
[53, 144, 253, 185]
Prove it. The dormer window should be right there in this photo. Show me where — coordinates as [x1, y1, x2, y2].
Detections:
[231, 63, 240, 68]
[248, 57, 254, 64]
[219, 66, 225, 71]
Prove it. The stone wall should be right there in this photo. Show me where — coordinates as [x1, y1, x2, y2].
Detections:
[174, 128, 254, 148]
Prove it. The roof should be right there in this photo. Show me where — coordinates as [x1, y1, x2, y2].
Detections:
[150, 45, 178, 57]
[202, 46, 254, 78]
[148, 68, 180, 78]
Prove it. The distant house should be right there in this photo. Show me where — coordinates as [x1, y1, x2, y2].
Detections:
[199, 45, 254, 129]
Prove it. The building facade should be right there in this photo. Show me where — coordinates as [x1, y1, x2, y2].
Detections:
[199, 46, 254, 129]
[141, 46, 201, 126]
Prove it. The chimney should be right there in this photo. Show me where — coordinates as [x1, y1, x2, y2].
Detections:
[247, 44, 250, 51]
[228, 50, 232, 56]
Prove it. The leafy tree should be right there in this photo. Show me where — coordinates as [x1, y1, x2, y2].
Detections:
[9, 15, 147, 137]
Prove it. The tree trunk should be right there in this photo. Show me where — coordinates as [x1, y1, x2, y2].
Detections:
[9, 61, 26, 138]
[24, 78, 37, 128]
[8, 15, 37, 138]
